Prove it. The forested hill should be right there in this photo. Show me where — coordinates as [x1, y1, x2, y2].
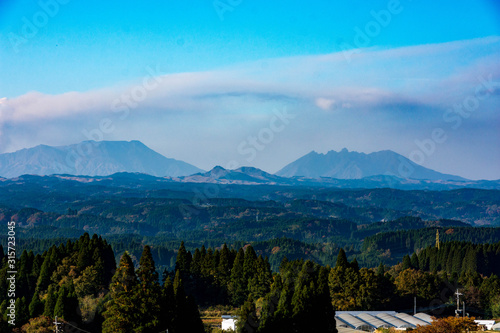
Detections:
[2, 233, 500, 331]
[0, 175, 499, 225]
[362, 227, 500, 254]
[399, 241, 500, 277]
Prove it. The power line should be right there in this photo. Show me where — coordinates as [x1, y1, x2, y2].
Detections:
[62, 321, 93, 333]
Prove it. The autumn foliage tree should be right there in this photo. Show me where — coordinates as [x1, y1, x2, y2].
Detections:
[411, 316, 478, 333]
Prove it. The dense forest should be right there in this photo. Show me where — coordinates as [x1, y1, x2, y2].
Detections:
[1, 233, 499, 332]
[1, 176, 499, 331]
[1, 175, 499, 227]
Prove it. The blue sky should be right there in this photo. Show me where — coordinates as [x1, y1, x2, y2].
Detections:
[0, 0, 499, 179]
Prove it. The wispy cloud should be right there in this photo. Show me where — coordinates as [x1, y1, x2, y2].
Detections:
[1, 37, 499, 179]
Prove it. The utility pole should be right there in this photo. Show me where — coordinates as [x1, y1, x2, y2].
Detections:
[455, 289, 463, 317]
[436, 229, 440, 250]
[53, 316, 62, 333]
[414, 297, 417, 315]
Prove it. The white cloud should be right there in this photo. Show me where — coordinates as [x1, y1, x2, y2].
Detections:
[2, 36, 499, 123]
[1, 37, 499, 179]
[315, 97, 337, 111]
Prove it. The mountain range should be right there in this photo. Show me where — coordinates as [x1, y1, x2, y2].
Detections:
[276, 148, 465, 181]
[0, 140, 203, 178]
[0, 140, 493, 189]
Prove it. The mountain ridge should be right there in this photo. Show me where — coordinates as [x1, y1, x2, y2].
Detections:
[276, 149, 466, 181]
[0, 141, 481, 183]
[0, 140, 203, 178]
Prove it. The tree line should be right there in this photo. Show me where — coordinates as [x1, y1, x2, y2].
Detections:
[1, 233, 499, 332]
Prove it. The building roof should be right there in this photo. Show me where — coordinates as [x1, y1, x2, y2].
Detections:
[376, 313, 416, 329]
[336, 311, 397, 316]
[356, 313, 392, 329]
[221, 315, 237, 320]
[336, 313, 376, 331]
[414, 312, 433, 323]
[395, 312, 432, 327]
[338, 327, 362, 333]
[335, 311, 429, 330]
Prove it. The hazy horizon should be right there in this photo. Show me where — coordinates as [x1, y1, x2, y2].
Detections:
[1, 1, 499, 179]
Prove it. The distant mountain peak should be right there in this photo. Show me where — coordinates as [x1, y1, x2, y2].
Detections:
[276, 148, 466, 181]
[181, 165, 287, 185]
[0, 140, 203, 178]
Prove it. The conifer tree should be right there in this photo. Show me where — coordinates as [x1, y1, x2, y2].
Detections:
[463, 248, 478, 273]
[36, 254, 54, 292]
[135, 245, 162, 332]
[229, 248, 247, 305]
[43, 285, 57, 317]
[336, 248, 348, 269]
[102, 252, 138, 333]
[191, 248, 202, 275]
[217, 244, 231, 286]
[377, 263, 385, 276]
[275, 276, 293, 323]
[15, 297, 29, 327]
[243, 245, 257, 282]
[202, 248, 214, 277]
[402, 254, 412, 270]
[28, 291, 44, 318]
[53, 283, 79, 323]
[350, 258, 360, 271]
[258, 276, 283, 331]
[92, 247, 106, 288]
[237, 295, 258, 333]
[161, 276, 175, 331]
[452, 248, 463, 274]
[171, 270, 204, 333]
[77, 246, 92, 272]
[411, 253, 419, 269]
[248, 255, 272, 299]
[175, 241, 191, 274]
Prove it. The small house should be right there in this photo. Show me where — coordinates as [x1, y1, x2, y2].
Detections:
[221, 315, 237, 331]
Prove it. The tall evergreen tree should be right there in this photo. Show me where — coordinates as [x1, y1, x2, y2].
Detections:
[135, 245, 162, 332]
[171, 270, 204, 333]
[28, 291, 43, 318]
[43, 284, 57, 317]
[217, 244, 231, 286]
[36, 253, 55, 292]
[411, 253, 419, 269]
[350, 258, 360, 271]
[229, 248, 247, 305]
[248, 256, 272, 299]
[161, 276, 175, 331]
[243, 245, 257, 282]
[336, 248, 348, 269]
[191, 248, 202, 276]
[237, 295, 258, 333]
[175, 241, 191, 274]
[402, 254, 412, 270]
[53, 283, 79, 323]
[15, 297, 29, 328]
[102, 252, 138, 333]
[377, 263, 385, 276]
